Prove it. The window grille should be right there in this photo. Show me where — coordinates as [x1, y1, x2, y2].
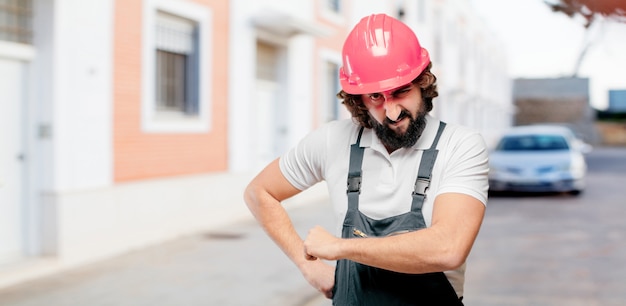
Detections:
[155, 11, 199, 115]
[0, 0, 32, 44]
[156, 50, 187, 111]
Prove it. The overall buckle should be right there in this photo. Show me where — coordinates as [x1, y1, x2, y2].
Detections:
[347, 176, 362, 194]
[413, 178, 430, 196]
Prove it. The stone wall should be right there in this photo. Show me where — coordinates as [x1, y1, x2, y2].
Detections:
[515, 98, 588, 125]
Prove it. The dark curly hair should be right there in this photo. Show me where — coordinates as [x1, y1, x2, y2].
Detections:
[337, 62, 438, 129]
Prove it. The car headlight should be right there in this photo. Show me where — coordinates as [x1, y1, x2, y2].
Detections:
[570, 159, 587, 177]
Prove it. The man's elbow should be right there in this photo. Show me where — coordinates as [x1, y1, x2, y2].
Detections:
[243, 183, 261, 211]
[441, 255, 466, 271]
[435, 244, 470, 271]
[244, 182, 281, 214]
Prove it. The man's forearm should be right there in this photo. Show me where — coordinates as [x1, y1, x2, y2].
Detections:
[337, 227, 459, 273]
[304, 193, 485, 274]
[244, 161, 336, 297]
[306, 225, 455, 274]
[245, 186, 308, 267]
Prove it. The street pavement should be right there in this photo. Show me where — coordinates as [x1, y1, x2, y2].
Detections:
[0, 201, 335, 306]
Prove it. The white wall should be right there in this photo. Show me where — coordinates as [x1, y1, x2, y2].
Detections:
[348, 0, 395, 24]
[1, 171, 328, 288]
[228, 0, 257, 172]
[52, 173, 255, 263]
[286, 35, 315, 145]
[51, 0, 114, 191]
[23, 0, 115, 259]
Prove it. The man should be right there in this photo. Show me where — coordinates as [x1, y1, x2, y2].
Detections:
[244, 13, 488, 305]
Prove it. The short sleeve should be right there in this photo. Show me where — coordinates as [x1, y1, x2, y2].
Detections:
[436, 128, 489, 205]
[279, 124, 329, 191]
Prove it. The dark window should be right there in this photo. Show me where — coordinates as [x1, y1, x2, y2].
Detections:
[0, 0, 32, 44]
[154, 11, 199, 115]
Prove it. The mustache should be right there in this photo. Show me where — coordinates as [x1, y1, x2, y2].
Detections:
[384, 110, 411, 124]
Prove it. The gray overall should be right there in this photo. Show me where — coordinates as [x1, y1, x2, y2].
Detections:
[332, 122, 464, 306]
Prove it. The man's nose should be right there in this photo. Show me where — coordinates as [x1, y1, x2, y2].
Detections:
[383, 100, 402, 121]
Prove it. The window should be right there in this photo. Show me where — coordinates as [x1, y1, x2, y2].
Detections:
[319, 0, 345, 25]
[142, 0, 212, 133]
[155, 12, 199, 115]
[326, 0, 341, 13]
[0, 0, 32, 44]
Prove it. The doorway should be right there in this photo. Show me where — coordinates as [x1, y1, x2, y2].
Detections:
[0, 57, 27, 264]
[253, 40, 288, 169]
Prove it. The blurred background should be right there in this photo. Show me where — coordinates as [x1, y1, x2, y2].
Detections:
[1, 0, 625, 305]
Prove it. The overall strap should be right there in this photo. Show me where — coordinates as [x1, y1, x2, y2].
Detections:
[346, 127, 365, 212]
[411, 121, 447, 211]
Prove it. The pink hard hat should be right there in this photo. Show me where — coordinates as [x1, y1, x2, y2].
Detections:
[339, 14, 430, 95]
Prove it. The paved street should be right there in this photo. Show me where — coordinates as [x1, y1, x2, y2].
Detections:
[0, 198, 336, 306]
[0, 147, 625, 306]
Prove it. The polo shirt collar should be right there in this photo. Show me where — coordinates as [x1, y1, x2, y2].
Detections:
[359, 114, 440, 152]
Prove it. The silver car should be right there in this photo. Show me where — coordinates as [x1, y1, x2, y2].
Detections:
[488, 125, 590, 195]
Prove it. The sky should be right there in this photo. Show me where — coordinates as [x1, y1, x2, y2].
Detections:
[469, 0, 626, 110]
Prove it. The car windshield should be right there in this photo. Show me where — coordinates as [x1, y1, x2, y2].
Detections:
[496, 135, 570, 151]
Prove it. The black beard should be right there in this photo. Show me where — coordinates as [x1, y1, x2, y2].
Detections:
[372, 109, 427, 152]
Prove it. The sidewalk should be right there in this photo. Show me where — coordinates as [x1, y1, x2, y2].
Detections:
[0, 202, 335, 306]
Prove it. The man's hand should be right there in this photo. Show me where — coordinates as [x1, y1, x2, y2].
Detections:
[303, 225, 343, 261]
[299, 259, 335, 299]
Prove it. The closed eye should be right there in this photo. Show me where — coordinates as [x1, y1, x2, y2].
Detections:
[391, 86, 413, 98]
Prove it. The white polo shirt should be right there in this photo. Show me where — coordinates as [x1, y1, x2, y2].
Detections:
[279, 115, 489, 297]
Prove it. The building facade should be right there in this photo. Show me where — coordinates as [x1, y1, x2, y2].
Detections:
[0, 0, 511, 288]
[513, 77, 598, 143]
